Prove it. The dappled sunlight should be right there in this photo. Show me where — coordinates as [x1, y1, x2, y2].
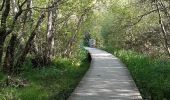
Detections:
[71, 77, 142, 99]
[92, 56, 118, 59]
[85, 47, 118, 59]
[69, 47, 142, 100]
[89, 51, 118, 60]
[91, 53, 113, 56]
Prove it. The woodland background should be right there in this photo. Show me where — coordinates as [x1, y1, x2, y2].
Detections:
[1, 0, 170, 100]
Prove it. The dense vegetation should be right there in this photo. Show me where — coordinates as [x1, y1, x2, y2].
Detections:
[97, 0, 170, 100]
[1, 0, 170, 100]
[105, 49, 170, 100]
[0, 50, 90, 100]
[0, 0, 98, 73]
[0, 0, 94, 99]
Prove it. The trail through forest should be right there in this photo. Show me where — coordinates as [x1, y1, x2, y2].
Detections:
[69, 47, 142, 100]
[1, 0, 170, 99]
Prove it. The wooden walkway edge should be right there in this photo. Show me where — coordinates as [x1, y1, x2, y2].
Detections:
[68, 47, 142, 100]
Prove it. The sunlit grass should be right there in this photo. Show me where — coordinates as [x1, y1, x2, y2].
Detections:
[106, 48, 170, 100]
[0, 51, 90, 100]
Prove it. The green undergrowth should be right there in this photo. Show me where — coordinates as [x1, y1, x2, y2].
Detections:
[105, 48, 170, 100]
[0, 50, 90, 100]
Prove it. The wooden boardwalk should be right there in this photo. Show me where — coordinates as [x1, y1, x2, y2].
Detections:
[68, 47, 142, 100]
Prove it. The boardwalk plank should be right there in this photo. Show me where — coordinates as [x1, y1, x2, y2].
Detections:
[68, 47, 142, 100]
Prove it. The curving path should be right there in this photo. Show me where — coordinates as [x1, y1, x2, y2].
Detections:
[68, 47, 142, 100]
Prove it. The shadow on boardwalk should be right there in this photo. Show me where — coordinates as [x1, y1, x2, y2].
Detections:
[68, 47, 142, 100]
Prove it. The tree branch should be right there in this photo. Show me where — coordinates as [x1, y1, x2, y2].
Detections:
[1, 0, 10, 30]
[6, 0, 27, 35]
[0, 0, 5, 11]
[129, 6, 169, 27]
[130, 9, 158, 26]
[14, 12, 45, 70]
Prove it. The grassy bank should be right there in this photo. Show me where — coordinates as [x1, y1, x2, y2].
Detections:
[0, 51, 90, 100]
[106, 48, 170, 100]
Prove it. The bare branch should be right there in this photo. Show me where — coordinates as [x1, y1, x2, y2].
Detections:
[128, 6, 169, 27]
[6, 0, 27, 35]
[0, 0, 5, 11]
[131, 9, 157, 26]
[22, 0, 65, 12]
[20, 0, 27, 7]
[1, 0, 10, 29]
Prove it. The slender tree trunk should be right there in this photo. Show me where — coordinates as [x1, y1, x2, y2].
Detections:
[11, 0, 18, 15]
[0, 0, 11, 66]
[27, 0, 33, 20]
[156, 1, 170, 57]
[46, 8, 53, 64]
[51, 5, 57, 57]
[3, 34, 17, 73]
[64, 13, 85, 57]
[46, 1, 57, 63]
[0, 33, 6, 65]
[0, 0, 5, 11]
[18, 0, 33, 41]
[14, 13, 45, 73]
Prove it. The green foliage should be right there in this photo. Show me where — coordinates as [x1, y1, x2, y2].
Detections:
[0, 50, 90, 100]
[99, 1, 170, 99]
[97, 0, 165, 56]
[0, 72, 5, 80]
[100, 1, 135, 49]
[106, 48, 170, 100]
[18, 85, 48, 100]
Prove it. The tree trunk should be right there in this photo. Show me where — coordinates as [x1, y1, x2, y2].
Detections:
[46, 8, 53, 63]
[3, 34, 17, 74]
[0, 0, 11, 66]
[14, 13, 45, 73]
[0, 0, 26, 67]
[46, 1, 57, 64]
[156, 1, 170, 57]
[1, 0, 19, 73]
[0, 33, 6, 66]
[11, 0, 18, 15]
[64, 13, 85, 57]
[51, 5, 57, 58]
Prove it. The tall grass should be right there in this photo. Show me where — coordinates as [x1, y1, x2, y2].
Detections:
[0, 50, 90, 100]
[106, 48, 170, 100]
